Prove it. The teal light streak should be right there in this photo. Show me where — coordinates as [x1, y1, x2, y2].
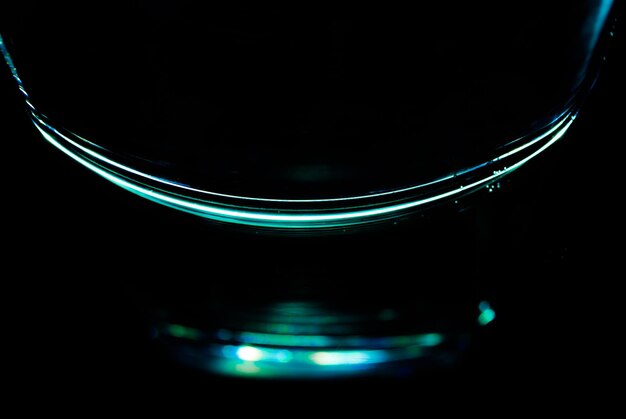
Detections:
[32, 114, 575, 228]
[198, 341, 433, 378]
[0, 34, 22, 83]
[5, 32, 577, 229]
[590, 0, 614, 52]
[237, 331, 331, 348]
[3, 23, 591, 230]
[31, 113, 456, 205]
[214, 343, 426, 377]
[36, 118, 456, 225]
[417, 333, 444, 347]
[493, 115, 571, 161]
[225, 330, 443, 349]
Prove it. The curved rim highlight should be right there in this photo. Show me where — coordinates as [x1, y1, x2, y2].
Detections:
[29, 108, 576, 229]
[2, 33, 579, 229]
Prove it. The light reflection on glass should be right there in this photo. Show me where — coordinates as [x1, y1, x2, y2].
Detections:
[478, 301, 496, 326]
[160, 322, 448, 378]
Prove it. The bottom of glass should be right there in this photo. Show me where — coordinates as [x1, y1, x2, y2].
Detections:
[148, 300, 495, 380]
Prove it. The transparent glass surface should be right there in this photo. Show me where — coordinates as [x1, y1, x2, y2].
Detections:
[0, 1, 618, 381]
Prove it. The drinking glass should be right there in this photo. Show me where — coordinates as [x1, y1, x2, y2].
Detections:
[1, 1, 619, 383]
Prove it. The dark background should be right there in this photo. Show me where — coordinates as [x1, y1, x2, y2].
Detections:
[2, 8, 623, 400]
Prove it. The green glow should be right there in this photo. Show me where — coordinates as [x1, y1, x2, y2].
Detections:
[478, 301, 496, 326]
[164, 324, 203, 340]
[234, 362, 261, 375]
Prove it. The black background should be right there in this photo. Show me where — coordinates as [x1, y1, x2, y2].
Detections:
[2, 7, 624, 402]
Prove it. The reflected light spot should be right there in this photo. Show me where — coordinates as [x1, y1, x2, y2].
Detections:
[235, 362, 261, 375]
[478, 301, 496, 326]
[419, 333, 443, 347]
[275, 350, 293, 363]
[310, 350, 386, 366]
[236, 346, 264, 362]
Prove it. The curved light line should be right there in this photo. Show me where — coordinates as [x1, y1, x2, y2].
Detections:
[31, 109, 570, 205]
[492, 115, 572, 162]
[32, 113, 457, 204]
[8, 31, 577, 226]
[0, 34, 22, 82]
[33, 117, 574, 227]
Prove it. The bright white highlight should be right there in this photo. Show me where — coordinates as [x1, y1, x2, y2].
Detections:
[236, 346, 264, 362]
[309, 350, 387, 365]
